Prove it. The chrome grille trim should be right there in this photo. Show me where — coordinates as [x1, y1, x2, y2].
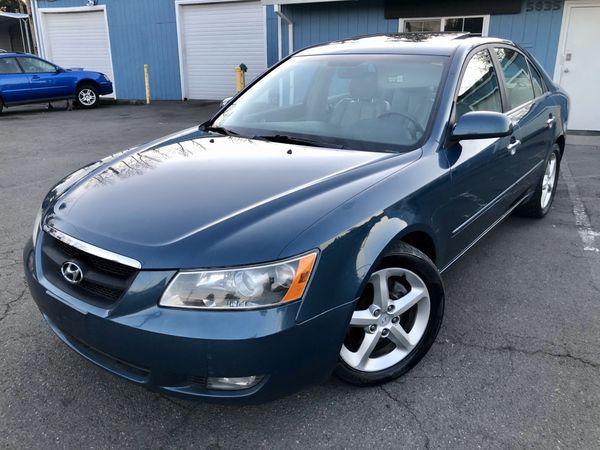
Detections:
[42, 224, 142, 269]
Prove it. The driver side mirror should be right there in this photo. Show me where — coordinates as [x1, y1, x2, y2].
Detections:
[220, 96, 233, 108]
[451, 111, 513, 141]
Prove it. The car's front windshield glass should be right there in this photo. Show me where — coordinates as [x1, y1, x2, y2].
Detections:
[212, 54, 448, 152]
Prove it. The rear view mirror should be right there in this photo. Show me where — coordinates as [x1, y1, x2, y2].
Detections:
[451, 111, 513, 140]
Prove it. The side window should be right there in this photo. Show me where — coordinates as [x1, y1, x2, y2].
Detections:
[528, 61, 546, 98]
[18, 57, 57, 74]
[494, 48, 535, 109]
[456, 49, 502, 119]
[0, 57, 22, 74]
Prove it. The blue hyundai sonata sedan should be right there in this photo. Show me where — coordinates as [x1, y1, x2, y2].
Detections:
[24, 34, 568, 403]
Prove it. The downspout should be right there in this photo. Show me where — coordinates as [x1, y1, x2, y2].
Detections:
[274, 4, 282, 60]
[30, 0, 43, 56]
[274, 4, 293, 58]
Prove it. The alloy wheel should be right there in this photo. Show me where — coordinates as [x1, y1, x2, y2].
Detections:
[78, 88, 97, 107]
[340, 267, 431, 372]
[541, 152, 557, 210]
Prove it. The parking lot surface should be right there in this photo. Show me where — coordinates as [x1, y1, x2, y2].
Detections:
[1, 102, 599, 449]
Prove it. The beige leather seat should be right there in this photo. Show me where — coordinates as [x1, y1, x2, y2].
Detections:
[390, 87, 435, 128]
[330, 74, 389, 127]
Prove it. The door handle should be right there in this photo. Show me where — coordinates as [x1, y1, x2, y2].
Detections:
[31, 75, 40, 80]
[507, 139, 521, 155]
[547, 115, 555, 129]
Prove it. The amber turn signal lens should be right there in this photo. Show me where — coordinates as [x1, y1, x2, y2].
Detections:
[282, 252, 317, 303]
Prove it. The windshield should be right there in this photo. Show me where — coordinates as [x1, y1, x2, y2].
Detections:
[212, 54, 448, 152]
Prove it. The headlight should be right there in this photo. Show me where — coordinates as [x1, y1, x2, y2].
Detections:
[159, 252, 318, 310]
[103, 73, 111, 82]
[31, 207, 43, 247]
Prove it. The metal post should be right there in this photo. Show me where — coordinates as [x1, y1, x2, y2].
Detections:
[18, 18, 25, 52]
[235, 67, 243, 92]
[144, 64, 150, 105]
[23, 19, 32, 53]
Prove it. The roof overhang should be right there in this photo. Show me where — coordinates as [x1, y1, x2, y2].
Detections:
[0, 12, 28, 27]
[261, 1, 354, 5]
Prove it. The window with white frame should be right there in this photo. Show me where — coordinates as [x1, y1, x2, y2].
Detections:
[400, 16, 489, 36]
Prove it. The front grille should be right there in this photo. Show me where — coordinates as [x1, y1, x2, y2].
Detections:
[41, 234, 138, 308]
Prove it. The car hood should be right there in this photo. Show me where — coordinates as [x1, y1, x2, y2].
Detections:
[44, 129, 419, 269]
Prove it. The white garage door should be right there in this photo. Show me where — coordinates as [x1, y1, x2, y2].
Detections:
[40, 9, 114, 96]
[179, 1, 267, 100]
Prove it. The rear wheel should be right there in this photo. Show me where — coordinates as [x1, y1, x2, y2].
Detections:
[516, 143, 561, 218]
[76, 84, 99, 109]
[336, 242, 444, 386]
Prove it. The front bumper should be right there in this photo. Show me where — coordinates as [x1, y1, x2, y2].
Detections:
[99, 81, 113, 96]
[23, 238, 353, 404]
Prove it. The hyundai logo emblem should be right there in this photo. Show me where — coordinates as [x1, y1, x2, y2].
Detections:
[61, 261, 84, 285]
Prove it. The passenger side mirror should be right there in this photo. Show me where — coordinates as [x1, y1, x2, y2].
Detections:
[451, 111, 513, 140]
[55, 67, 65, 74]
[220, 96, 233, 108]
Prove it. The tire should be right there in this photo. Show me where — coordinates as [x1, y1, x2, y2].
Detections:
[335, 242, 445, 386]
[515, 143, 561, 218]
[76, 84, 100, 109]
[0, 97, 4, 114]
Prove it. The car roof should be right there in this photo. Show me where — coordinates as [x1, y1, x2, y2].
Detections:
[0, 51, 35, 57]
[296, 33, 514, 57]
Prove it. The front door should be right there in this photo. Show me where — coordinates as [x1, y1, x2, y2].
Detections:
[17, 56, 72, 101]
[557, 3, 600, 131]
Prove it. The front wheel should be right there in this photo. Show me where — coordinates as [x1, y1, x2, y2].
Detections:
[76, 84, 100, 109]
[516, 143, 561, 218]
[335, 242, 444, 386]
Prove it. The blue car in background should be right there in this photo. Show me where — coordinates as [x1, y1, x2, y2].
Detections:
[0, 52, 112, 113]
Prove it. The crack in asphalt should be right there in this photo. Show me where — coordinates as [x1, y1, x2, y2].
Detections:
[380, 385, 431, 449]
[440, 338, 600, 369]
[0, 287, 27, 324]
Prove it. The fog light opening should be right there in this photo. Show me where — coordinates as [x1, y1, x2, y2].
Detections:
[27, 250, 35, 273]
[206, 375, 263, 391]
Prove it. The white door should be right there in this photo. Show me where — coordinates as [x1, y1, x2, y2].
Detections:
[40, 9, 115, 96]
[179, 1, 267, 100]
[556, 2, 600, 131]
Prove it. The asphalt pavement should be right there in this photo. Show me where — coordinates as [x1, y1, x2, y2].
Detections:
[0, 102, 598, 449]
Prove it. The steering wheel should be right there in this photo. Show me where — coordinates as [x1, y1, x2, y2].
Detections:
[377, 112, 425, 140]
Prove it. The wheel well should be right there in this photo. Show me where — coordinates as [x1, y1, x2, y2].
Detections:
[76, 79, 100, 92]
[556, 135, 565, 159]
[399, 231, 436, 264]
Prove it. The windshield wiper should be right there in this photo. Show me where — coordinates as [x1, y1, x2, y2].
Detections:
[251, 134, 344, 149]
[202, 125, 239, 136]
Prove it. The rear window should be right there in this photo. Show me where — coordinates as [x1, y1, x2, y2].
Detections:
[494, 48, 535, 110]
[0, 57, 22, 75]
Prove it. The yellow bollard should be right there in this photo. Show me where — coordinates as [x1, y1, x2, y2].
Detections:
[235, 67, 245, 92]
[144, 64, 151, 105]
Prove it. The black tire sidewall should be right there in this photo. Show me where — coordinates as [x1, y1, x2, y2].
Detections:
[335, 243, 445, 386]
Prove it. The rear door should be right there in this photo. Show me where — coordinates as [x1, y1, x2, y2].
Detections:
[17, 56, 73, 101]
[492, 46, 553, 194]
[0, 56, 29, 104]
[444, 48, 518, 257]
